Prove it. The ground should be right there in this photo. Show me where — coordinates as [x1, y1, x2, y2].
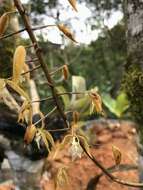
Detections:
[40, 120, 139, 190]
[0, 120, 139, 190]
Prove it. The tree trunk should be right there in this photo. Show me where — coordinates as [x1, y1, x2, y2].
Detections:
[125, 0, 143, 183]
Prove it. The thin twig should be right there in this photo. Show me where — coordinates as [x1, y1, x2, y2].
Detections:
[31, 92, 87, 103]
[50, 65, 64, 76]
[34, 106, 57, 126]
[14, 0, 68, 128]
[87, 164, 138, 190]
[32, 24, 56, 31]
[26, 58, 39, 63]
[22, 64, 41, 75]
[81, 143, 143, 188]
[0, 28, 26, 40]
[0, 24, 56, 40]
[48, 127, 70, 132]
[7, 64, 41, 80]
[7, 63, 65, 81]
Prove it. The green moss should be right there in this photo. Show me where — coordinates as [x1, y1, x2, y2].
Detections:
[123, 64, 143, 124]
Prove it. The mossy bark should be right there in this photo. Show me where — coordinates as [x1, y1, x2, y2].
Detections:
[124, 0, 143, 183]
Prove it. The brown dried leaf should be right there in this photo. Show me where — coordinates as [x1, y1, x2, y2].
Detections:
[0, 13, 9, 37]
[13, 46, 26, 84]
[38, 129, 51, 152]
[38, 111, 45, 129]
[89, 91, 103, 114]
[55, 166, 69, 189]
[73, 111, 79, 124]
[57, 24, 77, 43]
[0, 79, 6, 91]
[62, 64, 69, 80]
[112, 145, 122, 166]
[60, 134, 72, 149]
[18, 100, 31, 123]
[43, 129, 55, 148]
[53, 135, 72, 159]
[24, 124, 37, 144]
[68, 0, 77, 11]
[6, 80, 30, 101]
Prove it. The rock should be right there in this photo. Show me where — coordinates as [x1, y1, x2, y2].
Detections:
[97, 133, 112, 143]
[4, 150, 45, 190]
[1, 159, 11, 170]
[0, 135, 10, 150]
[5, 150, 45, 173]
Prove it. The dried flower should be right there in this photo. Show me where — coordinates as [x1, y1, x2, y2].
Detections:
[69, 136, 83, 160]
[89, 89, 103, 114]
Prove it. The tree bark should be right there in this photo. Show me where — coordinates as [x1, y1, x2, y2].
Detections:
[125, 0, 143, 183]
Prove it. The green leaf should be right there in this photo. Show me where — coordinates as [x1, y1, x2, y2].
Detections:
[115, 92, 129, 117]
[68, 95, 91, 116]
[102, 92, 129, 117]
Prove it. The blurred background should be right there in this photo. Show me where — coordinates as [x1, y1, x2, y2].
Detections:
[0, 1, 138, 190]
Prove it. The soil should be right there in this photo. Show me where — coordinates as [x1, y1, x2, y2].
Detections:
[0, 120, 139, 190]
[40, 120, 139, 190]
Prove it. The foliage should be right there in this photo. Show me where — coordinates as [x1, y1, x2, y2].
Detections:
[57, 75, 129, 118]
[0, 1, 17, 78]
[38, 22, 126, 98]
[102, 92, 129, 118]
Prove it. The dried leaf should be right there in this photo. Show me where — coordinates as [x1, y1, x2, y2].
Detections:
[35, 132, 41, 149]
[6, 80, 30, 101]
[38, 129, 51, 152]
[18, 108, 29, 123]
[18, 100, 32, 123]
[38, 111, 45, 129]
[62, 65, 69, 80]
[53, 135, 72, 159]
[68, 0, 77, 11]
[13, 46, 26, 84]
[89, 91, 103, 114]
[55, 166, 68, 189]
[112, 145, 122, 166]
[0, 79, 6, 91]
[0, 13, 9, 37]
[57, 24, 77, 43]
[89, 101, 95, 115]
[60, 134, 72, 150]
[24, 124, 37, 144]
[43, 129, 55, 148]
[73, 111, 79, 124]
